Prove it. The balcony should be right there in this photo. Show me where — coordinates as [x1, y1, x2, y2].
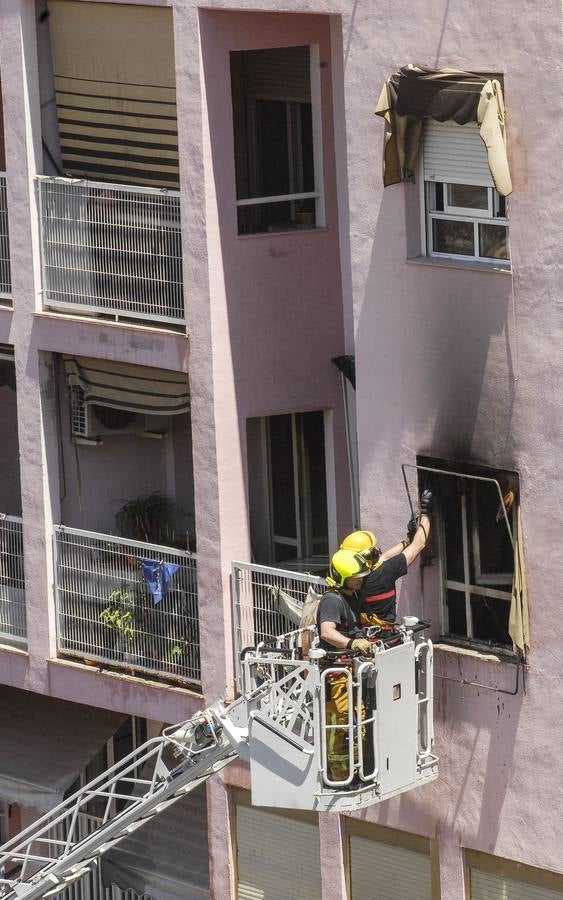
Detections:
[54, 526, 200, 685]
[0, 174, 11, 300]
[37, 177, 183, 325]
[231, 560, 325, 681]
[0, 514, 26, 646]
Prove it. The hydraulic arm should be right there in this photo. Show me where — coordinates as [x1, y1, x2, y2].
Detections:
[0, 622, 437, 900]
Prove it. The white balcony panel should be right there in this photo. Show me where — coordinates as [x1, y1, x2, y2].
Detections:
[38, 177, 184, 324]
[0, 515, 26, 646]
[54, 526, 199, 685]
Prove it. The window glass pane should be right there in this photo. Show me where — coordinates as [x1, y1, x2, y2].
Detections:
[269, 415, 296, 540]
[300, 411, 328, 555]
[427, 182, 444, 212]
[230, 46, 315, 235]
[470, 595, 511, 646]
[479, 223, 509, 259]
[273, 542, 298, 563]
[446, 589, 467, 636]
[447, 184, 488, 210]
[433, 219, 475, 256]
[443, 495, 464, 581]
[473, 483, 514, 576]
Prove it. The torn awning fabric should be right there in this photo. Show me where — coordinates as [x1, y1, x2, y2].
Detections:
[375, 65, 512, 196]
[64, 356, 189, 415]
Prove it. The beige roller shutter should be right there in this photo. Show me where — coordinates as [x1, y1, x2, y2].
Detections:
[471, 869, 563, 899]
[241, 46, 311, 103]
[47, 0, 178, 188]
[234, 793, 321, 900]
[423, 120, 493, 187]
[349, 830, 432, 900]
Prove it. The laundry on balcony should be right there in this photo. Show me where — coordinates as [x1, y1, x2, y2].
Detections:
[63, 356, 190, 415]
[138, 558, 180, 605]
[375, 65, 512, 195]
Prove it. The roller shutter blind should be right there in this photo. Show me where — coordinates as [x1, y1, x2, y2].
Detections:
[470, 869, 563, 900]
[47, 0, 178, 187]
[242, 46, 311, 104]
[423, 120, 494, 187]
[349, 832, 432, 900]
[234, 795, 321, 900]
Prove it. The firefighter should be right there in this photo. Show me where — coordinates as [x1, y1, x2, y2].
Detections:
[341, 490, 433, 629]
[317, 549, 371, 783]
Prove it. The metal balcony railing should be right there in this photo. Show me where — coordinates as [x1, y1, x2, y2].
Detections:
[54, 526, 200, 685]
[0, 175, 11, 298]
[37, 177, 184, 324]
[231, 560, 325, 682]
[0, 514, 26, 645]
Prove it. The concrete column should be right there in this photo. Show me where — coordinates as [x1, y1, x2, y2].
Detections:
[319, 812, 348, 900]
[1, 0, 59, 675]
[438, 832, 466, 900]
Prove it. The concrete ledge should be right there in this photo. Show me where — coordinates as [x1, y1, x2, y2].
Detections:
[30, 311, 190, 372]
[406, 255, 512, 275]
[45, 657, 202, 722]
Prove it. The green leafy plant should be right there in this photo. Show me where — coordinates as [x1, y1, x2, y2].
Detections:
[170, 645, 183, 659]
[99, 589, 136, 640]
[114, 492, 175, 543]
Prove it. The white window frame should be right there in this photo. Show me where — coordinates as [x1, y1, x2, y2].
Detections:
[419, 133, 510, 266]
[234, 44, 325, 230]
[438, 487, 514, 645]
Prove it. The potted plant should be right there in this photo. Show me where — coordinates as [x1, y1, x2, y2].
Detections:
[114, 491, 176, 544]
[99, 588, 137, 665]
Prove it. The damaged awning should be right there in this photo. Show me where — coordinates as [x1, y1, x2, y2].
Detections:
[375, 65, 512, 196]
[0, 686, 124, 812]
[63, 356, 190, 416]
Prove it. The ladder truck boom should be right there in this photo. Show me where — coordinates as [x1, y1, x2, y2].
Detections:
[0, 621, 437, 900]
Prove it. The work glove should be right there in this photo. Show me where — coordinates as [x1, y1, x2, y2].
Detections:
[406, 514, 418, 542]
[361, 545, 381, 563]
[350, 638, 372, 657]
[419, 489, 434, 515]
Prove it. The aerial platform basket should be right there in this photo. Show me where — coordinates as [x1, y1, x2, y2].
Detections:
[232, 619, 438, 813]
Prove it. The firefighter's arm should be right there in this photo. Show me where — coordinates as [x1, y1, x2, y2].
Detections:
[320, 621, 351, 650]
[403, 514, 431, 566]
[380, 541, 409, 562]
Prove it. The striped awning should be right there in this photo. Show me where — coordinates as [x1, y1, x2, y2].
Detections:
[47, 1, 178, 188]
[64, 356, 189, 416]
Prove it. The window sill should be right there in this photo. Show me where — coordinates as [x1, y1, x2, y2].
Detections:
[236, 227, 329, 241]
[434, 640, 517, 665]
[406, 255, 511, 275]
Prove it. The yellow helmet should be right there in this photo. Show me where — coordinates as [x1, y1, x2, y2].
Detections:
[340, 529, 377, 555]
[327, 549, 371, 589]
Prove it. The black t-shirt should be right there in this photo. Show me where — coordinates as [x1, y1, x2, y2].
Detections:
[360, 553, 408, 626]
[317, 589, 362, 651]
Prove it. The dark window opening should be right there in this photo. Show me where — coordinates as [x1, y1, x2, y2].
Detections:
[417, 457, 518, 651]
[230, 46, 317, 235]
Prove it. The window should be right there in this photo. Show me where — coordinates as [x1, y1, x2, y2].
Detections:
[348, 820, 434, 900]
[246, 411, 330, 567]
[417, 459, 517, 650]
[422, 121, 509, 264]
[230, 46, 323, 234]
[467, 849, 563, 899]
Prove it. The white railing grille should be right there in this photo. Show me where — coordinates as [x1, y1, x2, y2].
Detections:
[0, 515, 26, 645]
[54, 526, 200, 685]
[0, 175, 11, 298]
[37, 177, 184, 324]
[231, 560, 325, 682]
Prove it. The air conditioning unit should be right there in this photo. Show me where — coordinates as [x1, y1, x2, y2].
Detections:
[70, 386, 167, 440]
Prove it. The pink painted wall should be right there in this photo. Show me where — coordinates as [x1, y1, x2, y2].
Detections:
[341, 0, 563, 888]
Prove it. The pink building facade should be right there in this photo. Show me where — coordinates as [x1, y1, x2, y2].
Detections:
[0, 0, 561, 897]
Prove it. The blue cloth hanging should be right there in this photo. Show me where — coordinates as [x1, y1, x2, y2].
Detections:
[137, 559, 180, 605]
